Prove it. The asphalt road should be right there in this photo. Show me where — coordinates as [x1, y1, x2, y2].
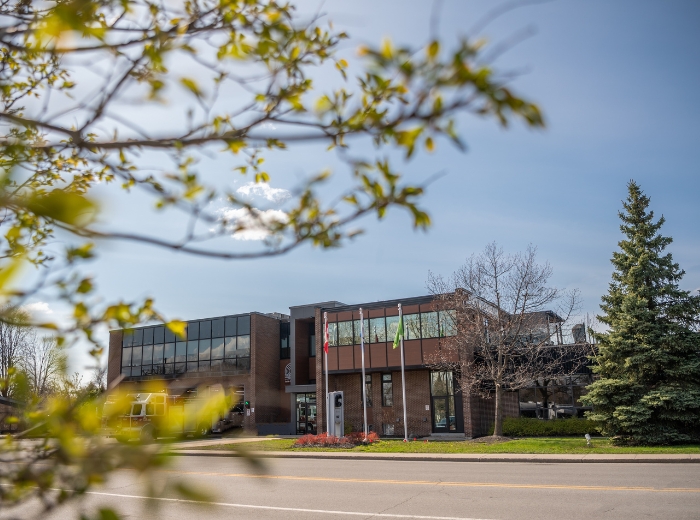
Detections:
[4, 456, 700, 520]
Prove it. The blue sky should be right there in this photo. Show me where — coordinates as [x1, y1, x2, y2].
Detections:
[30, 0, 700, 373]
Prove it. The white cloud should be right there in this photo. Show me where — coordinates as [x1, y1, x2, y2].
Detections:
[218, 207, 288, 241]
[235, 182, 291, 204]
[23, 301, 54, 316]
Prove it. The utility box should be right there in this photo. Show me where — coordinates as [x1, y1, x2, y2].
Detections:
[327, 391, 344, 437]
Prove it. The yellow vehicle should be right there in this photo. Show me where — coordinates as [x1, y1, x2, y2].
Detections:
[112, 386, 244, 443]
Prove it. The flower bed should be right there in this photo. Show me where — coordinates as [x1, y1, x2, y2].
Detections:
[294, 431, 380, 448]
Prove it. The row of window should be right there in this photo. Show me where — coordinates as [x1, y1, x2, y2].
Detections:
[122, 336, 250, 367]
[120, 357, 250, 378]
[327, 310, 455, 347]
[361, 373, 394, 407]
[122, 315, 251, 347]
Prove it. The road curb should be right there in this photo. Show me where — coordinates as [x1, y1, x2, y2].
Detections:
[166, 450, 700, 463]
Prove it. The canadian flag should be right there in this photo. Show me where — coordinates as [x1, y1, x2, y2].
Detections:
[323, 315, 329, 354]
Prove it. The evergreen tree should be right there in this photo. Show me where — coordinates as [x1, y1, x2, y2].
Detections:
[583, 181, 700, 445]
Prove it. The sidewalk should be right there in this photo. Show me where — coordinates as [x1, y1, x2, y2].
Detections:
[166, 449, 700, 463]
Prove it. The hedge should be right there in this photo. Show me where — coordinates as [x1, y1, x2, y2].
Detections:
[489, 417, 601, 437]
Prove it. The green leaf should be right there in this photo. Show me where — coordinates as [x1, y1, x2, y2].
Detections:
[24, 190, 98, 228]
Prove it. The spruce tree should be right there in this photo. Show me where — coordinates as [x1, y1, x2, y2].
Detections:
[583, 181, 700, 445]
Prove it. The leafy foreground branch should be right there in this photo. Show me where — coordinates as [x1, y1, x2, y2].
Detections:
[1, 0, 543, 518]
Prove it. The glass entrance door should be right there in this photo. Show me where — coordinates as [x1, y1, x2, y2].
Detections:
[296, 393, 317, 434]
[430, 371, 461, 433]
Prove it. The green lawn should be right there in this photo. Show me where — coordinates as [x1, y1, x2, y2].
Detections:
[191, 437, 700, 454]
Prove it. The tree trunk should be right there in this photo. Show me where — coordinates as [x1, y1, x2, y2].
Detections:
[493, 383, 504, 436]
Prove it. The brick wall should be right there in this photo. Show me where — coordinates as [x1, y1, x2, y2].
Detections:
[251, 313, 283, 425]
[107, 330, 123, 389]
[469, 391, 520, 437]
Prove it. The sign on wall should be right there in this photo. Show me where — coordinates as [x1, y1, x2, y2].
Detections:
[284, 363, 292, 384]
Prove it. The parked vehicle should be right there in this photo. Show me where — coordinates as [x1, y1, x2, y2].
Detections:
[111, 386, 244, 442]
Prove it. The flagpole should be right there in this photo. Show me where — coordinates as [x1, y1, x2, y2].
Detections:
[360, 308, 368, 441]
[324, 312, 330, 435]
[399, 303, 408, 442]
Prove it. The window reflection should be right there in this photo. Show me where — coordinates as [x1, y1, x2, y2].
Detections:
[211, 337, 224, 359]
[121, 347, 131, 367]
[338, 321, 353, 345]
[175, 342, 186, 363]
[153, 344, 164, 364]
[385, 316, 399, 343]
[404, 314, 421, 340]
[199, 338, 211, 360]
[142, 344, 153, 365]
[187, 340, 198, 362]
[212, 318, 225, 338]
[238, 315, 251, 335]
[224, 336, 237, 358]
[439, 310, 456, 337]
[164, 343, 175, 363]
[327, 322, 338, 346]
[421, 312, 439, 338]
[369, 317, 386, 343]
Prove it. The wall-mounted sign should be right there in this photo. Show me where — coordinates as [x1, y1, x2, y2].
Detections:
[425, 405, 430, 411]
[284, 363, 292, 383]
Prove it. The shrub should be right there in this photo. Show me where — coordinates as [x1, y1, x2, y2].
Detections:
[293, 431, 380, 448]
[488, 417, 602, 437]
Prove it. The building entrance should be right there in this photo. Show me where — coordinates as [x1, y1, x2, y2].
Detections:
[430, 371, 463, 433]
[296, 393, 317, 434]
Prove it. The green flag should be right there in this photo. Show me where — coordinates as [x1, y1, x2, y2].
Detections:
[393, 315, 404, 349]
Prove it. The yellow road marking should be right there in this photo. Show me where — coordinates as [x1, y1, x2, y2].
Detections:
[155, 469, 700, 494]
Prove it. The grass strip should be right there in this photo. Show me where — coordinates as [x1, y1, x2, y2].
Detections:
[186, 437, 700, 454]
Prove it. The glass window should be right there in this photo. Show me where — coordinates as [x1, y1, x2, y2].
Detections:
[187, 340, 198, 362]
[122, 331, 133, 348]
[143, 327, 154, 345]
[187, 362, 197, 373]
[199, 338, 211, 360]
[352, 319, 362, 344]
[187, 322, 199, 340]
[131, 346, 142, 366]
[382, 373, 393, 407]
[175, 341, 186, 363]
[164, 327, 176, 343]
[211, 337, 224, 359]
[121, 347, 131, 367]
[439, 310, 457, 337]
[222, 358, 237, 371]
[327, 322, 338, 347]
[404, 314, 421, 340]
[133, 329, 143, 346]
[173, 362, 185, 374]
[212, 318, 225, 338]
[369, 317, 386, 343]
[141, 365, 152, 376]
[386, 316, 400, 344]
[430, 371, 454, 396]
[164, 364, 174, 375]
[211, 358, 223, 369]
[121, 367, 131, 377]
[337, 321, 353, 346]
[363, 374, 372, 406]
[164, 343, 175, 363]
[237, 357, 251, 370]
[224, 337, 237, 358]
[131, 366, 142, 377]
[421, 312, 439, 338]
[237, 335, 250, 350]
[238, 315, 251, 335]
[308, 332, 315, 357]
[199, 320, 211, 339]
[199, 360, 210, 372]
[225, 316, 237, 336]
[153, 326, 164, 344]
[142, 344, 153, 365]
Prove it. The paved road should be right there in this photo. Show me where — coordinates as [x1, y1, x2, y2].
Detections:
[4, 456, 700, 520]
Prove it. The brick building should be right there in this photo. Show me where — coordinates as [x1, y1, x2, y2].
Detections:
[107, 311, 289, 432]
[106, 294, 592, 438]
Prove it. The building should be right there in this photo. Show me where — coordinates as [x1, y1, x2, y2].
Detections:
[107, 311, 290, 431]
[106, 295, 593, 438]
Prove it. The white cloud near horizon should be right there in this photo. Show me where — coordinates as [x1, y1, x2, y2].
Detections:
[235, 182, 291, 204]
[23, 301, 54, 316]
[218, 207, 288, 241]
